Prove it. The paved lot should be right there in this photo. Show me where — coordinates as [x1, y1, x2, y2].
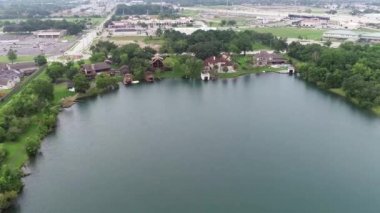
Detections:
[0, 34, 76, 56]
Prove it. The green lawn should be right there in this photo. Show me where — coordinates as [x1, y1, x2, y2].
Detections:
[0, 55, 35, 63]
[53, 83, 75, 104]
[179, 9, 200, 17]
[252, 27, 326, 40]
[155, 69, 185, 79]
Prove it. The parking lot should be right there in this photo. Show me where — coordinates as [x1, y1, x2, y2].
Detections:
[0, 34, 76, 57]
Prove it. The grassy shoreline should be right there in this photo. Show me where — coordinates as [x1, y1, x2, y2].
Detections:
[329, 88, 380, 116]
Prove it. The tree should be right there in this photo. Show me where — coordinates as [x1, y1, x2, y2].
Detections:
[90, 52, 106, 63]
[7, 49, 17, 64]
[46, 62, 65, 82]
[0, 148, 8, 165]
[65, 66, 79, 80]
[220, 20, 227, 26]
[73, 73, 90, 93]
[0, 127, 6, 143]
[25, 137, 40, 157]
[29, 79, 54, 101]
[34, 55, 47, 66]
[96, 74, 119, 90]
[185, 57, 203, 79]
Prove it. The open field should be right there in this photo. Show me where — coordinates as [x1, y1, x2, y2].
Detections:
[0, 55, 34, 63]
[251, 27, 326, 40]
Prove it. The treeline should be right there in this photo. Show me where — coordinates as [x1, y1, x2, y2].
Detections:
[90, 41, 156, 80]
[288, 42, 380, 108]
[0, 76, 59, 208]
[0, 1, 75, 19]
[159, 29, 287, 59]
[115, 4, 178, 16]
[3, 19, 85, 35]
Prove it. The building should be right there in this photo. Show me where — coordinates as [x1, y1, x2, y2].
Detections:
[204, 54, 234, 73]
[360, 32, 380, 43]
[82, 62, 112, 78]
[254, 51, 286, 66]
[8, 62, 38, 75]
[151, 54, 164, 70]
[0, 69, 21, 90]
[123, 73, 133, 85]
[33, 29, 67, 39]
[323, 30, 360, 40]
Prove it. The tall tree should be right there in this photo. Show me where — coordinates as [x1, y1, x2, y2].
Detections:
[7, 49, 17, 64]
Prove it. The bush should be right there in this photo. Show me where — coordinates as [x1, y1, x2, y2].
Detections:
[25, 137, 40, 157]
[0, 191, 17, 209]
[0, 148, 7, 165]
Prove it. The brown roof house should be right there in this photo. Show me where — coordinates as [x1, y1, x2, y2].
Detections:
[254, 51, 286, 66]
[82, 62, 111, 78]
[151, 54, 164, 70]
[204, 54, 235, 73]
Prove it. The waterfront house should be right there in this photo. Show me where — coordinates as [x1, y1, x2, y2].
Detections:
[119, 65, 131, 75]
[144, 71, 154, 83]
[204, 54, 235, 73]
[151, 54, 164, 70]
[123, 73, 134, 85]
[82, 62, 112, 78]
[254, 51, 286, 66]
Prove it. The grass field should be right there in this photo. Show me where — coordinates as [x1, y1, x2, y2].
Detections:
[179, 9, 200, 17]
[0, 55, 34, 63]
[252, 27, 326, 40]
[109, 36, 164, 46]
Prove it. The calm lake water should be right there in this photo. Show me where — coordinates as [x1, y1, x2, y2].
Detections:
[8, 73, 380, 213]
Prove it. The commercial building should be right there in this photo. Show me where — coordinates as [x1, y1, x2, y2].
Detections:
[33, 30, 67, 39]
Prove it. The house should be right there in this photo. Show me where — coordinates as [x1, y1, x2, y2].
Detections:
[82, 62, 112, 78]
[204, 54, 235, 73]
[33, 29, 67, 38]
[119, 65, 131, 75]
[123, 73, 133, 85]
[8, 62, 38, 76]
[144, 71, 154, 83]
[0, 69, 21, 89]
[151, 54, 164, 70]
[254, 51, 286, 66]
[360, 32, 380, 43]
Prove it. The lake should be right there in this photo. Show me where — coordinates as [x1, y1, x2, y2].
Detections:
[8, 74, 380, 213]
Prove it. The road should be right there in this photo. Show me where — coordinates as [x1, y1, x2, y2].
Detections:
[49, 5, 116, 62]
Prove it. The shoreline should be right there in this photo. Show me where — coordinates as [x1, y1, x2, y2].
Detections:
[1, 70, 379, 210]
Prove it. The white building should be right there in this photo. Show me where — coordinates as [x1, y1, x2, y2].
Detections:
[323, 30, 360, 40]
[33, 30, 67, 39]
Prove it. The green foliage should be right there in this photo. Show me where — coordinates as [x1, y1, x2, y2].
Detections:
[0, 166, 23, 193]
[0, 191, 17, 209]
[0, 148, 8, 165]
[25, 137, 40, 157]
[7, 49, 17, 64]
[290, 41, 380, 108]
[90, 52, 106, 63]
[95, 74, 119, 90]
[3, 19, 85, 35]
[73, 74, 90, 93]
[161, 29, 287, 59]
[30, 79, 54, 101]
[46, 62, 65, 82]
[34, 55, 47, 66]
